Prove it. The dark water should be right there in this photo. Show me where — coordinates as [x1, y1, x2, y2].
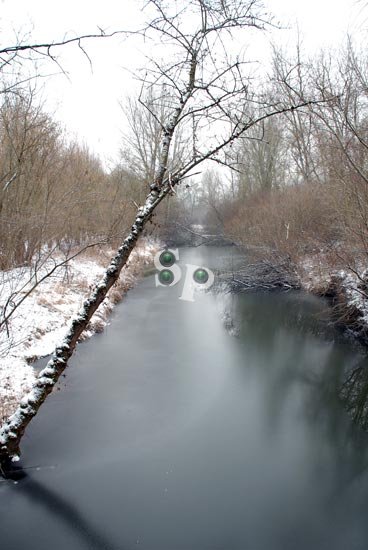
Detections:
[2, 247, 368, 550]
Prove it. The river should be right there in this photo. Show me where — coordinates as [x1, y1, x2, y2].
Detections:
[2, 246, 368, 550]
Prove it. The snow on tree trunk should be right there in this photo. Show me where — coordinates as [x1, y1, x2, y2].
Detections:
[0, 187, 166, 465]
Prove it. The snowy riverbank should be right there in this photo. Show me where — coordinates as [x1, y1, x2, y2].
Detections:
[0, 238, 160, 423]
[218, 244, 368, 345]
[299, 253, 368, 343]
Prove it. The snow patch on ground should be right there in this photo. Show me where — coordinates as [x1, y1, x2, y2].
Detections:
[0, 238, 160, 422]
[299, 253, 368, 329]
[299, 253, 333, 293]
[337, 270, 368, 324]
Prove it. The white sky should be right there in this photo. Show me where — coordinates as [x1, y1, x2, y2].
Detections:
[0, 0, 365, 168]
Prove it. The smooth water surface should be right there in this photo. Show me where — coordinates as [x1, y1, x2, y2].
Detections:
[2, 247, 368, 550]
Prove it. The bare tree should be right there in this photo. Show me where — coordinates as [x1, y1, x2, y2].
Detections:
[120, 89, 190, 191]
[306, 41, 368, 267]
[234, 115, 288, 195]
[0, 29, 130, 95]
[0, 0, 318, 466]
[272, 44, 323, 184]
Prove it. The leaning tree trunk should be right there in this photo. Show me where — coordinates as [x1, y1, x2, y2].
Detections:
[0, 39, 194, 467]
[0, 185, 168, 465]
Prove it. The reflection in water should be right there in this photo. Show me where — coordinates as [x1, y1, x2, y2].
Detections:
[340, 358, 368, 430]
[221, 288, 368, 495]
[2, 468, 121, 550]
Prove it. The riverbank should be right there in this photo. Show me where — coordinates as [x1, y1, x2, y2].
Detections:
[0, 238, 160, 424]
[216, 243, 368, 346]
[299, 253, 368, 345]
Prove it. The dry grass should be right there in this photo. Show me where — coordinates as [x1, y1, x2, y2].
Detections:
[0, 382, 19, 424]
[37, 295, 51, 306]
[81, 245, 113, 267]
[108, 288, 123, 305]
[88, 316, 106, 334]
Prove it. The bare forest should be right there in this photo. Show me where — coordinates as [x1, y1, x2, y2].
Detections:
[223, 42, 368, 287]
